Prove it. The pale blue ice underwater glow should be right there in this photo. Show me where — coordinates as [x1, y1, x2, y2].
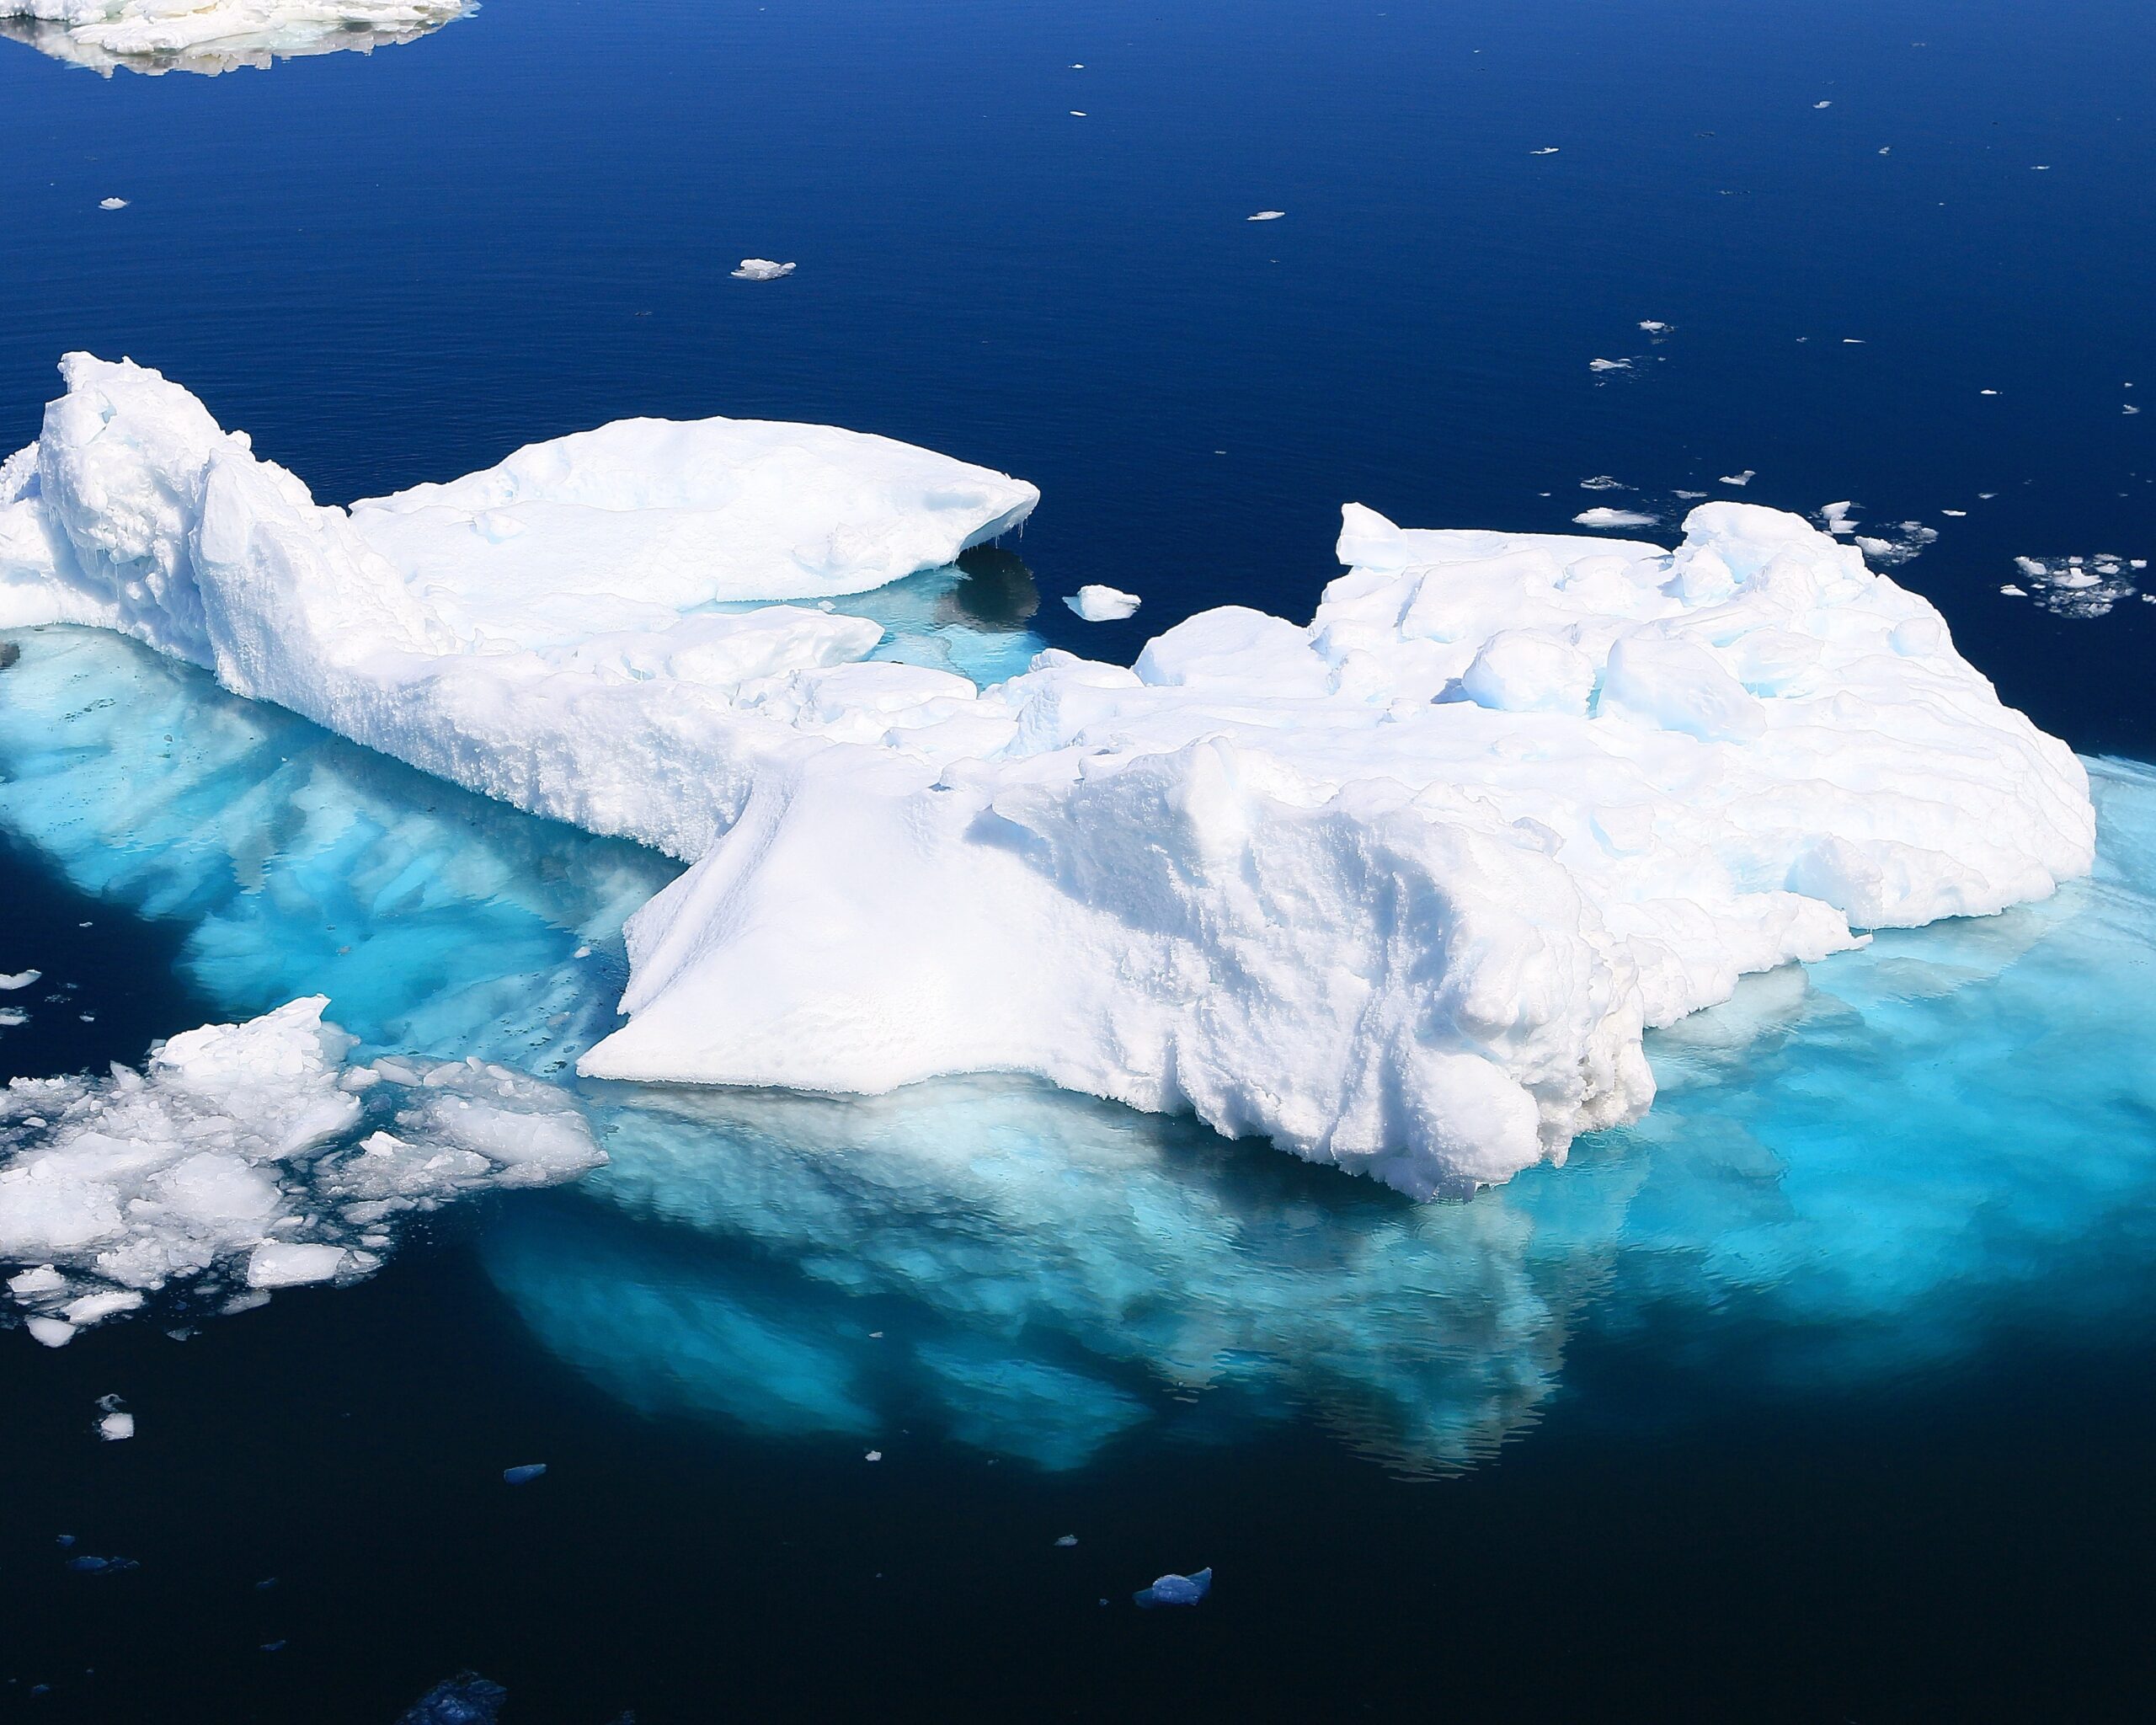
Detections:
[1, 622, 2153, 1473]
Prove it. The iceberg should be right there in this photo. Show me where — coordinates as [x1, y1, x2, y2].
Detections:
[0, 355, 2090, 1197]
[0, 622, 2148, 1469]
[0, 1, 471, 77]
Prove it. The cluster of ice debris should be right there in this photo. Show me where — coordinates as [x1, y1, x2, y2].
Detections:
[0, 996, 600, 1344]
[0, 0, 468, 76]
[2002, 553, 2148, 617]
[0, 354, 2095, 1199]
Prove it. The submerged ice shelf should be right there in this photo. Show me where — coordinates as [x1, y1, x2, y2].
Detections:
[0, 628, 2148, 1467]
[0, 1, 471, 77]
[0, 354, 2093, 1196]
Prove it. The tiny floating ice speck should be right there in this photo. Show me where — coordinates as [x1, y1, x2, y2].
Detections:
[99, 198, 128, 211]
[1814, 100, 1833, 109]
[732, 259, 795, 282]
[1529, 147, 1559, 156]
[1247, 210, 1286, 222]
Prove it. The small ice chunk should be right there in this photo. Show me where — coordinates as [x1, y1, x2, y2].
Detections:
[10, 1264, 66, 1299]
[26, 1316, 77, 1348]
[398, 1674, 508, 1725]
[67, 1554, 138, 1575]
[99, 1411, 135, 1442]
[864, 1449, 883, 1461]
[1573, 507, 1657, 530]
[1247, 211, 1286, 222]
[1065, 585, 1142, 622]
[1579, 475, 1627, 491]
[731, 259, 796, 281]
[1055, 1534, 1079, 1546]
[1814, 100, 1833, 108]
[1720, 470, 1755, 486]
[1134, 1567, 1213, 1608]
[1588, 357, 1630, 371]
[1942, 509, 1967, 517]
[1819, 500, 1858, 536]
[1638, 320, 1669, 333]
[0, 1008, 27, 1027]
[501, 1463, 547, 1485]
[245, 1242, 347, 1289]
[1529, 147, 1559, 155]
[99, 198, 129, 211]
[0, 969, 40, 990]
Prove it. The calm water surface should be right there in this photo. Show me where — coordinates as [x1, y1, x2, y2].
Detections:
[0, 3, 2152, 1719]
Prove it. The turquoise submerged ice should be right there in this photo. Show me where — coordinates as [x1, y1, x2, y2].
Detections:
[0, 627, 2150, 1469]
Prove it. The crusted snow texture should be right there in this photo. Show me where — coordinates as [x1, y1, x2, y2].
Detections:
[0, 1, 470, 75]
[0, 356, 2095, 1198]
[0, 996, 601, 1342]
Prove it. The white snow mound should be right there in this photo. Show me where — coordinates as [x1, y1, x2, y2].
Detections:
[0, 359, 2094, 1199]
[0, 1, 471, 76]
[0, 997, 602, 1341]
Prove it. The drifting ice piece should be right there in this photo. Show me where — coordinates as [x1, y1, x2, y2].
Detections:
[1064, 584, 1141, 621]
[1134, 1567, 1212, 1607]
[731, 259, 796, 281]
[0, 2, 472, 77]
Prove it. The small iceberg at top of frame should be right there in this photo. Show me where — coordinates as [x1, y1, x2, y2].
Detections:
[0, 1, 474, 77]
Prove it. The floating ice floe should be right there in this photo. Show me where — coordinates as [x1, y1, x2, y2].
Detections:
[1579, 476, 1628, 492]
[1573, 506, 1657, 529]
[97, 197, 127, 211]
[0, 0, 471, 77]
[0, 969, 38, 990]
[731, 259, 796, 281]
[1064, 584, 1141, 621]
[501, 1462, 547, 1485]
[1719, 470, 1755, 487]
[1247, 210, 1285, 222]
[1134, 1567, 1211, 1607]
[1530, 147, 1559, 156]
[1638, 320, 1670, 334]
[0, 996, 601, 1342]
[0, 356, 2093, 1200]
[2007, 555, 2143, 618]
[1588, 357, 1630, 372]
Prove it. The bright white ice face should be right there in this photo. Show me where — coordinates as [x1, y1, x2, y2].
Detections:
[0, 1, 472, 77]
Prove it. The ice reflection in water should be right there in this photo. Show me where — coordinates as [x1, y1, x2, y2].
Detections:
[1, 617, 2153, 1473]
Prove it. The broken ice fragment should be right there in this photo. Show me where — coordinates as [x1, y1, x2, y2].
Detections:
[1065, 585, 1141, 622]
[97, 1410, 134, 1442]
[1719, 469, 1755, 486]
[0, 970, 39, 990]
[246, 1242, 346, 1290]
[99, 199, 128, 211]
[1573, 507, 1657, 530]
[398, 1673, 507, 1725]
[1588, 357, 1630, 371]
[1246, 211, 1285, 222]
[1055, 1535, 1078, 1546]
[1134, 1567, 1212, 1607]
[731, 259, 796, 281]
[501, 1464, 547, 1485]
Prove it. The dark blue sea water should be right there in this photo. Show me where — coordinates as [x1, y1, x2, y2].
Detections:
[1, 3, 2153, 1719]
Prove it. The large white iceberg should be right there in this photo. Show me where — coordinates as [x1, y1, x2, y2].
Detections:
[0, 0, 469, 75]
[0, 355, 2093, 1198]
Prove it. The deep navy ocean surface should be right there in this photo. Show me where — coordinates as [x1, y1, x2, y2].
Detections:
[1, 3, 2153, 1720]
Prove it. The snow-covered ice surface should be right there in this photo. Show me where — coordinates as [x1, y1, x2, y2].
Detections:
[0, 355, 2092, 1199]
[0, 624, 2148, 1470]
[0, 1, 471, 77]
[0, 996, 601, 1343]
